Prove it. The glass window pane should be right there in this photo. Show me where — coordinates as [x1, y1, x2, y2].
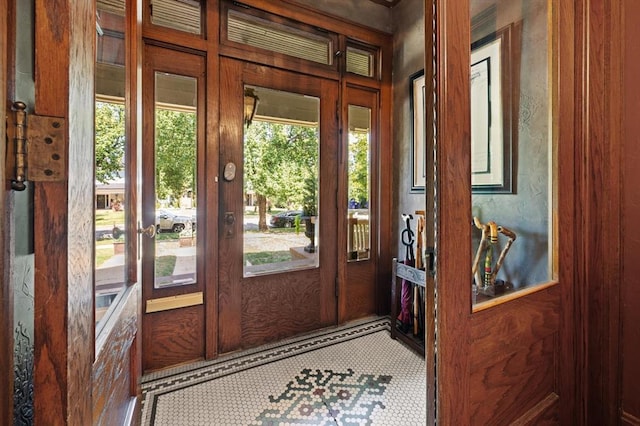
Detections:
[470, 0, 552, 304]
[95, 1, 126, 325]
[153, 72, 198, 288]
[243, 86, 320, 277]
[347, 105, 371, 261]
[151, 0, 202, 35]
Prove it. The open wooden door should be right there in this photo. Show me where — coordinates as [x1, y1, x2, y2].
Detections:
[432, 0, 577, 423]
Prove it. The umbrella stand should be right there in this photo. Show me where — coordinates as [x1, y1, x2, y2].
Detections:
[397, 214, 415, 333]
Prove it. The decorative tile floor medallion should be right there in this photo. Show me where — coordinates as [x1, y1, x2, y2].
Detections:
[254, 368, 391, 425]
[141, 317, 426, 425]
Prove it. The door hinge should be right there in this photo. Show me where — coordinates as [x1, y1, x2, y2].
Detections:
[335, 276, 339, 298]
[6, 101, 66, 191]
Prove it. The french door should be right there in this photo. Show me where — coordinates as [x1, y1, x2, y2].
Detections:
[141, 44, 206, 371]
[217, 58, 339, 353]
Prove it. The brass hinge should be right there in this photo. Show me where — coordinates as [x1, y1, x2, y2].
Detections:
[6, 101, 66, 191]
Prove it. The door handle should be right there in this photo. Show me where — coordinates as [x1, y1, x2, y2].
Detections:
[223, 212, 236, 238]
[138, 224, 156, 239]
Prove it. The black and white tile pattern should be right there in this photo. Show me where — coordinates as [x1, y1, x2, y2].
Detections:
[141, 317, 426, 425]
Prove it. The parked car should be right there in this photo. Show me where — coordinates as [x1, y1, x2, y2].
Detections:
[156, 210, 196, 233]
[269, 210, 302, 228]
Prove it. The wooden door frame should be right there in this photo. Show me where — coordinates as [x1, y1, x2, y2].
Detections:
[432, 0, 579, 423]
[31, 0, 95, 423]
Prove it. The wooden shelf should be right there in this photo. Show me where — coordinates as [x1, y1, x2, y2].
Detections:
[390, 258, 426, 356]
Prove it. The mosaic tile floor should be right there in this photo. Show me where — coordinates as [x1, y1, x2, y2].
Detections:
[140, 317, 426, 425]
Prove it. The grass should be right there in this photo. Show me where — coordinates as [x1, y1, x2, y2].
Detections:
[95, 246, 114, 267]
[155, 255, 177, 277]
[95, 209, 125, 227]
[244, 250, 291, 265]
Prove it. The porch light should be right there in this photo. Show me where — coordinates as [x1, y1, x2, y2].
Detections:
[244, 88, 259, 128]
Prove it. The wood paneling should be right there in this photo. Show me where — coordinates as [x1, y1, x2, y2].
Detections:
[218, 58, 339, 353]
[242, 273, 322, 347]
[93, 289, 138, 426]
[434, 0, 472, 422]
[434, 0, 577, 423]
[143, 306, 205, 371]
[621, 0, 640, 420]
[33, 0, 94, 423]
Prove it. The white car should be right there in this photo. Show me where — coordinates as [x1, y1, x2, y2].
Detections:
[156, 210, 196, 233]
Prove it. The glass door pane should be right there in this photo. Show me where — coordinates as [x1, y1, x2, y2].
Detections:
[153, 72, 198, 288]
[347, 105, 371, 261]
[95, 0, 126, 324]
[242, 86, 320, 277]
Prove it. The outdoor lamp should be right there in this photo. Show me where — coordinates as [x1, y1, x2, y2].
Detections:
[244, 88, 259, 128]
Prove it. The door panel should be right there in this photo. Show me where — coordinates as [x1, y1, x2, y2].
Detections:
[142, 44, 206, 371]
[92, 0, 142, 423]
[218, 58, 338, 353]
[432, 0, 576, 423]
[339, 87, 379, 322]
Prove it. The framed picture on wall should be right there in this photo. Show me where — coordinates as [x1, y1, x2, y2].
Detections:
[471, 23, 516, 194]
[410, 70, 426, 192]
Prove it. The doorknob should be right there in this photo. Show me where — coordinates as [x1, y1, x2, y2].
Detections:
[138, 224, 156, 239]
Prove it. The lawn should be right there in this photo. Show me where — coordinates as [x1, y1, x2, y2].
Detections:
[244, 250, 291, 265]
[95, 209, 125, 227]
[155, 255, 177, 277]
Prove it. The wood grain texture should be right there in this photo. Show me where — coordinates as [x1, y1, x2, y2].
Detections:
[375, 35, 394, 317]
[33, 0, 94, 424]
[143, 306, 205, 372]
[66, 0, 96, 422]
[435, 0, 579, 423]
[555, 0, 579, 423]
[93, 289, 137, 426]
[242, 273, 322, 347]
[470, 334, 556, 424]
[219, 59, 340, 353]
[512, 393, 559, 425]
[217, 57, 245, 353]
[204, 0, 221, 361]
[470, 286, 559, 370]
[434, 0, 473, 422]
[621, 0, 640, 420]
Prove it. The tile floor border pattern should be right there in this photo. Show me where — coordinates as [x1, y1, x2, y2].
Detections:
[140, 316, 425, 425]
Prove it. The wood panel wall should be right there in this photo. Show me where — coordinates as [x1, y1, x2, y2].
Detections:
[578, 0, 628, 423]
[621, 0, 640, 423]
[33, 0, 95, 423]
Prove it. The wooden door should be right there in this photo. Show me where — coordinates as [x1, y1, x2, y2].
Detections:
[141, 44, 206, 372]
[339, 86, 380, 322]
[218, 58, 339, 353]
[92, 0, 143, 423]
[431, 0, 577, 423]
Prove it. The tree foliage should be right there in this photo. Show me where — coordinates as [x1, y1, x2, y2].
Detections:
[95, 103, 197, 206]
[348, 131, 370, 206]
[244, 121, 318, 229]
[95, 102, 125, 184]
[155, 109, 197, 204]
